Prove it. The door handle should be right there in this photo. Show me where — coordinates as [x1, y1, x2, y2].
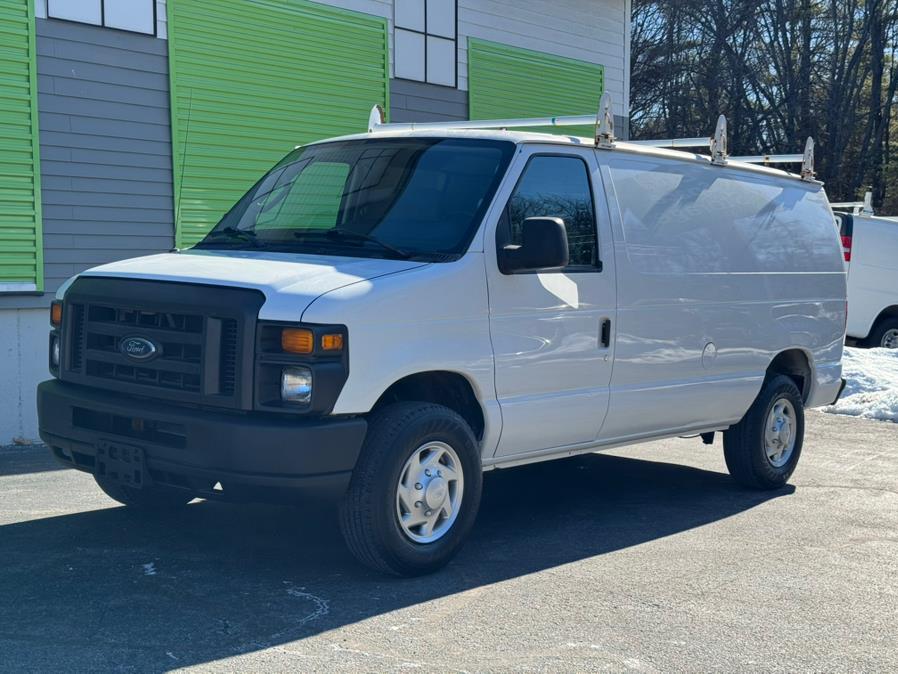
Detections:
[600, 318, 611, 348]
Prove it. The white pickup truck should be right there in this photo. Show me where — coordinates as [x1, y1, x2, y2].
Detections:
[38, 107, 846, 575]
[833, 203, 898, 348]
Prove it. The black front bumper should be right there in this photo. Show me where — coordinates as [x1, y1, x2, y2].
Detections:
[37, 380, 367, 502]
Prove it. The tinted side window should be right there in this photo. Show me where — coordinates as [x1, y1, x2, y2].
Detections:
[500, 155, 599, 269]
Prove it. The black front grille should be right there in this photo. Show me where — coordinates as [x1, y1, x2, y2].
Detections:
[220, 318, 239, 395]
[75, 304, 207, 394]
[69, 303, 86, 371]
[60, 277, 264, 409]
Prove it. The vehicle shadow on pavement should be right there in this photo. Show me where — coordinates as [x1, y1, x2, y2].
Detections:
[0, 451, 793, 671]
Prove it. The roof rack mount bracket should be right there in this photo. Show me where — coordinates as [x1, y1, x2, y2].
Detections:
[595, 92, 615, 149]
[800, 136, 815, 182]
[710, 115, 728, 166]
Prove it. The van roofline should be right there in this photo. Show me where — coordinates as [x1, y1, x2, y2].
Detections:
[300, 128, 822, 187]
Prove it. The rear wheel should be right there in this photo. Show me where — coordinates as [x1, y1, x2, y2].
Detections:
[866, 317, 898, 349]
[339, 402, 482, 576]
[723, 375, 804, 489]
[94, 475, 195, 509]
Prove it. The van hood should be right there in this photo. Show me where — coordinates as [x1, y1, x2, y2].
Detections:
[74, 249, 427, 320]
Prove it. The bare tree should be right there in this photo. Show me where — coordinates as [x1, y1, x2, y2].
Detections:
[630, 0, 898, 209]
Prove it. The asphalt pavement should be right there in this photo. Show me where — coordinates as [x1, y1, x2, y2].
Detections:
[1, 410, 896, 673]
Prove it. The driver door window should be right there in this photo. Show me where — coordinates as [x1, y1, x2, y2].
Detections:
[498, 155, 600, 270]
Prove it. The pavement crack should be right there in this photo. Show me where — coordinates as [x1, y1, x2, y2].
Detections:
[800, 484, 898, 497]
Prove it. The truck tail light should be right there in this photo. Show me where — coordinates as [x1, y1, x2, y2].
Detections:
[841, 235, 852, 262]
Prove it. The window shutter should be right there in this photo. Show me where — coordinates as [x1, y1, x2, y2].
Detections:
[467, 38, 604, 138]
[0, 0, 43, 292]
[167, 0, 390, 248]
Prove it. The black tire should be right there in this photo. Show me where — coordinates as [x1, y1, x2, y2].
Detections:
[94, 475, 195, 509]
[723, 375, 804, 490]
[865, 316, 898, 349]
[339, 402, 483, 576]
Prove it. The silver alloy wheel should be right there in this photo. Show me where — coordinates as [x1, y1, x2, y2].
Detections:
[395, 441, 464, 544]
[881, 328, 898, 349]
[764, 398, 797, 468]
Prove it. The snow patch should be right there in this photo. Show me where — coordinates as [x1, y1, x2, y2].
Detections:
[823, 347, 898, 423]
[142, 562, 157, 576]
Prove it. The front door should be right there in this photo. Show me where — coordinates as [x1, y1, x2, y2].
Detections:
[485, 146, 616, 458]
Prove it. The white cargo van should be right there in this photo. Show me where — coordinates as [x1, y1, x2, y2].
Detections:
[832, 205, 898, 348]
[38, 102, 847, 575]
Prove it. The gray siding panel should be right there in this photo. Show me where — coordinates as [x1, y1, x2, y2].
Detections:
[390, 79, 468, 123]
[0, 18, 175, 309]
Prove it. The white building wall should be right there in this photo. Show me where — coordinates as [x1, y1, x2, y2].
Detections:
[0, 309, 48, 444]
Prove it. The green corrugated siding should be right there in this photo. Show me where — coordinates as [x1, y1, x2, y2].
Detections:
[0, 0, 42, 290]
[467, 38, 604, 137]
[168, 0, 390, 247]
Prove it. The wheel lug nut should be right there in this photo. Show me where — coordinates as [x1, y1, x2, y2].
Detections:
[425, 469, 431, 477]
[425, 510, 432, 517]
[415, 501, 422, 508]
[415, 483, 423, 490]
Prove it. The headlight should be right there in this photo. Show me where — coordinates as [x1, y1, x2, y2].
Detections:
[281, 366, 312, 404]
[50, 335, 60, 368]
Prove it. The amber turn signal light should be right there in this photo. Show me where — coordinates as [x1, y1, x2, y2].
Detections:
[281, 328, 314, 354]
[321, 334, 344, 352]
[50, 301, 63, 328]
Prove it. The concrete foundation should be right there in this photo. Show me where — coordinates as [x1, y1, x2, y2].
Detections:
[0, 308, 49, 444]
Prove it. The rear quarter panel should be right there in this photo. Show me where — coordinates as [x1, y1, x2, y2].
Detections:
[599, 153, 845, 439]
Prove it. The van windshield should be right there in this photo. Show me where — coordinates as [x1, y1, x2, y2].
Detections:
[193, 138, 515, 261]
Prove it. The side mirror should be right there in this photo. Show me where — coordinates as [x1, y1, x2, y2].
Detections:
[499, 217, 569, 274]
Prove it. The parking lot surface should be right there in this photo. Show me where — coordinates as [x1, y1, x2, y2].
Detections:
[1, 410, 896, 673]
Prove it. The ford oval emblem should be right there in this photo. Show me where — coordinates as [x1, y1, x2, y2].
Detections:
[119, 336, 158, 360]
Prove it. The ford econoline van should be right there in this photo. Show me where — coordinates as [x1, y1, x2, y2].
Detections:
[37, 113, 847, 575]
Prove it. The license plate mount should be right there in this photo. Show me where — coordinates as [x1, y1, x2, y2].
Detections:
[95, 440, 146, 489]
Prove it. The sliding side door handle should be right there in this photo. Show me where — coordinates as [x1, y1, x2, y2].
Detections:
[600, 318, 611, 348]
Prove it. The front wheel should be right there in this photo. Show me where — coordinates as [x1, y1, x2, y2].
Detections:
[339, 402, 482, 576]
[723, 375, 805, 489]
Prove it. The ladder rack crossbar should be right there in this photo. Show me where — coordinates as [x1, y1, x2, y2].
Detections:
[730, 154, 803, 164]
[373, 114, 598, 133]
[365, 104, 818, 181]
[628, 137, 710, 148]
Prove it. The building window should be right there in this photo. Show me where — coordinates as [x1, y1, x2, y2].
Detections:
[45, 0, 156, 36]
[394, 0, 456, 87]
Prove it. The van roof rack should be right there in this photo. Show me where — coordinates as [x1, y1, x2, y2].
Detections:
[831, 191, 874, 215]
[368, 92, 619, 148]
[367, 94, 817, 181]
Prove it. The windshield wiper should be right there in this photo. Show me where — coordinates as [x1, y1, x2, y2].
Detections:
[294, 228, 412, 259]
[199, 226, 263, 248]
